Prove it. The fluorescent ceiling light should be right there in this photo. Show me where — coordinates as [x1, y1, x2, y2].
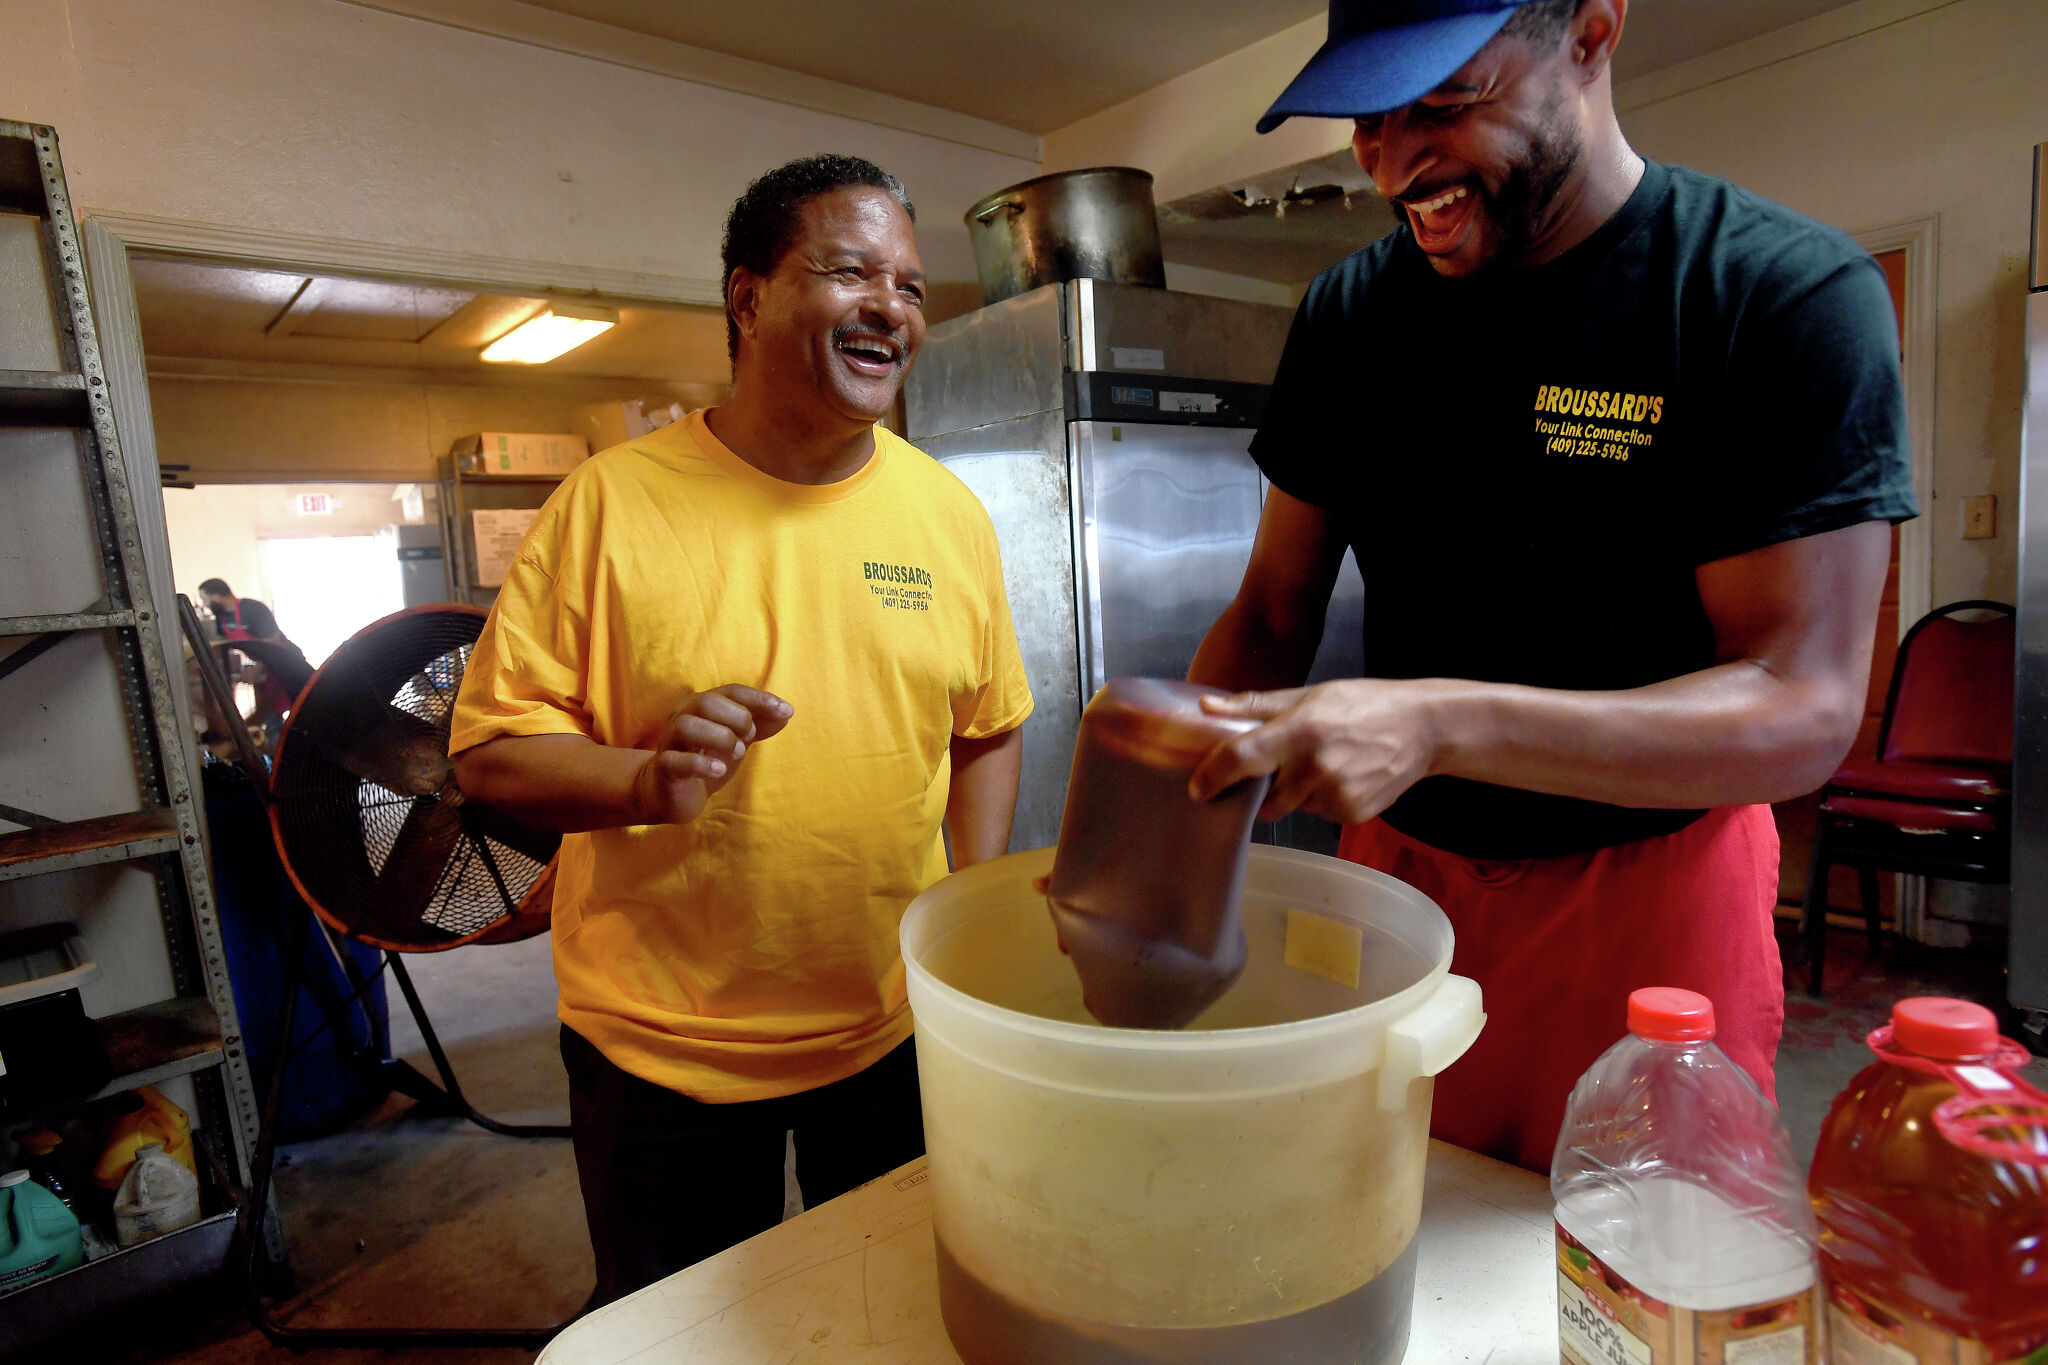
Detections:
[480, 303, 619, 364]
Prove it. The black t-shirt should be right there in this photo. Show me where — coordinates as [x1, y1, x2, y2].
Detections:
[231, 597, 280, 639]
[1252, 161, 1918, 860]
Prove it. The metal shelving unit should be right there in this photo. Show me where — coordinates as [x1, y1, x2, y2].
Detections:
[437, 457, 567, 609]
[0, 119, 261, 1353]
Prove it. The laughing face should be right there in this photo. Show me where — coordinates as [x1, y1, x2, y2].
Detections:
[1351, 30, 1587, 278]
[742, 185, 927, 428]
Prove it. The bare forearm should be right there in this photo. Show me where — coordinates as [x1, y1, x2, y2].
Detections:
[1432, 523, 1885, 808]
[452, 733, 651, 832]
[1427, 660, 1860, 808]
[1192, 488, 1344, 694]
[946, 728, 1022, 868]
[1196, 523, 1889, 823]
[1189, 595, 1323, 693]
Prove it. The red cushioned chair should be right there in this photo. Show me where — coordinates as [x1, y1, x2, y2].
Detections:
[1800, 600, 2014, 994]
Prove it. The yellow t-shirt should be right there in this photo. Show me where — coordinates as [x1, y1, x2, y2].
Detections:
[449, 411, 1032, 1101]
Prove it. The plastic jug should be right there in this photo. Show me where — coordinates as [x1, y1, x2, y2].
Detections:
[1045, 678, 1267, 1028]
[111, 1143, 200, 1248]
[0, 1169, 84, 1291]
[1807, 997, 2048, 1361]
[1552, 988, 1821, 1364]
[16, 1129, 80, 1218]
[905, 844, 1484, 1365]
[93, 1086, 195, 1190]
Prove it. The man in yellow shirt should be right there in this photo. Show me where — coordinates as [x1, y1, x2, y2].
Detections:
[450, 154, 1032, 1301]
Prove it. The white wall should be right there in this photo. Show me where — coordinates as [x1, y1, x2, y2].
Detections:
[1163, 261, 1299, 308]
[1042, 16, 1347, 206]
[4, 0, 1038, 306]
[1618, 0, 2048, 607]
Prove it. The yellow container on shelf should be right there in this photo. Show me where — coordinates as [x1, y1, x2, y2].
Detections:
[93, 1087, 196, 1190]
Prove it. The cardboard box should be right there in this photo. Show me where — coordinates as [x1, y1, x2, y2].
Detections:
[452, 431, 589, 477]
[568, 401, 649, 455]
[569, 399, 691, 454]
[470, 507, 541, 588]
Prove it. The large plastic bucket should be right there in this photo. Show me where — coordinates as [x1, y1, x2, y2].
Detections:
[903, 845, 1483, 1365]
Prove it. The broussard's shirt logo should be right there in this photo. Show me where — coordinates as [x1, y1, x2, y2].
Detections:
[1531, 384, 1666, 464]
[863, 560, 934, 612]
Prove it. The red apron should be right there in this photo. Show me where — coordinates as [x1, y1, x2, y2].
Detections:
[1339, 804, 1784, 1173]
[220, 602, 295, 717]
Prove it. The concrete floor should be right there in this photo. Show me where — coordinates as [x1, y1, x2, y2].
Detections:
[91, 931, 585, 1365]
[64, 914, 2048, 1365]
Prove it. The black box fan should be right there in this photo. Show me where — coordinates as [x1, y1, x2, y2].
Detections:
[269, 604, 556, 952]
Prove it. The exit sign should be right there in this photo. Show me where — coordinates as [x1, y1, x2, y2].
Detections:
[294, 493, 335, 516]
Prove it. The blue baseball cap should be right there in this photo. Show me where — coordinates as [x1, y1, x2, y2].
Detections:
[1257, 0, 1534, 133]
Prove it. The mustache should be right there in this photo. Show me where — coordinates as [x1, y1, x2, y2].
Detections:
[832, 321, 907, 353]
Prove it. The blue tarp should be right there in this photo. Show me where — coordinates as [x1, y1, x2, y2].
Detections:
[203, 763, 391, 1143]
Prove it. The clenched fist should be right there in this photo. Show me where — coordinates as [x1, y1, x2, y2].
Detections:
[632, 684, 793, 825]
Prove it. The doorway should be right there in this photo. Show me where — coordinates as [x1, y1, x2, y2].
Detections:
[262, 533, 403, 666]
[163, 481, 415, 670]
[1772, 238, 1923, 921]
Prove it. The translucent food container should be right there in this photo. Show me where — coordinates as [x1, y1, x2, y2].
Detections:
[905, 845, 1484, 1365]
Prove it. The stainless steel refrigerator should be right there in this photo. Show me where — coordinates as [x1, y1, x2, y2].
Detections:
[2011, 143, 2048, 1028]
[395, 521, 451, 608]
[906, 278, 1365, 854]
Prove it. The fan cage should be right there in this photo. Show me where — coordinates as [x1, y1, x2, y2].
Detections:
[270, 606, 558, 953]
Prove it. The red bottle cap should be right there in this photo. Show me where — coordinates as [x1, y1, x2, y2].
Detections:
[1628, 987, 1715, 1042]
[1890, 997, 1999, 1060]
[1867, 1001, 2048, 1165]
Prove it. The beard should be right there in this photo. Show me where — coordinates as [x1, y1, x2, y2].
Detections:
[1480, 96, 1585, 272]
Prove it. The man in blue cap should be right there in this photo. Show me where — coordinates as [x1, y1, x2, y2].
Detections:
[1189, 0, 1917, 1170]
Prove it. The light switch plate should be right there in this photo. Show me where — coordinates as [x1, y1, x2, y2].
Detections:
[1963, 495, 1997, 540]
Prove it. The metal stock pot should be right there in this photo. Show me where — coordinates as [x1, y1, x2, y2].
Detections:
[964, 166, 1167, 306]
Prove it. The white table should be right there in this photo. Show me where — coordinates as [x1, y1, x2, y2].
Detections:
[539, 1140, 1558, 1364]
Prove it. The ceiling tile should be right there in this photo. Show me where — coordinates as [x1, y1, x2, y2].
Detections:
[131, 257, 730, 386]
[274, 277, 478, 343]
